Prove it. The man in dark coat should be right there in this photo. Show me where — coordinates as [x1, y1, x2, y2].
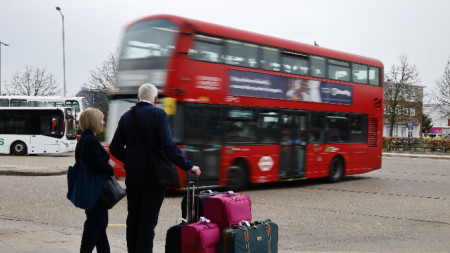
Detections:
[110, 83, 201, 253]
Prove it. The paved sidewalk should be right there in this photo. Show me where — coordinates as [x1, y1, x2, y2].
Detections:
[0, 163, 67, 176]
[1, 152, 449, 177]
[382, 152, 450, 160]
[0, 153, 73, 176]
[1, 152, 448, 252]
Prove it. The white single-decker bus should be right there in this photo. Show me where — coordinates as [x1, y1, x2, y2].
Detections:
[0, 107, 77, 155]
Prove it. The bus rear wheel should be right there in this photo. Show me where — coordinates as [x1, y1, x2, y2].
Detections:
[227, 162, 248, 191]
[328, 156, 344, 183]
[11, 141, 27, 156]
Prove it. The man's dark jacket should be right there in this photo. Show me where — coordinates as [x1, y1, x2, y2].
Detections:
[109, 101, 192, 185]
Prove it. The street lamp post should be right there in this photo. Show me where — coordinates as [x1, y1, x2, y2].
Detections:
[0, 41, 9, 96]
[56, 7, 66, 97]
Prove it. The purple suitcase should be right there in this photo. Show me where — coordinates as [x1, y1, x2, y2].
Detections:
[181, 218, 221, 253]
[203, 192, 252, 231]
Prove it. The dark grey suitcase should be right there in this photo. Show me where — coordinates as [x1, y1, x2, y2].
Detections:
[219, 220, 278, 253]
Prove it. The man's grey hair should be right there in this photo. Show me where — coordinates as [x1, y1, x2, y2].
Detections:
[138, 83, 158, 103]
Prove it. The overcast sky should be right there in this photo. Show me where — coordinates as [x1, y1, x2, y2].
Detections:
[1, 0, 449, 97]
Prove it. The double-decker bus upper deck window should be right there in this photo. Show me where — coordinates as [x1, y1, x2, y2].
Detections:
[0, 99, 9, 107]
[225, 40, 258, 68]
[328, 59, 351, 82]
[352, 63, 368, 84]
[10, 99, 27, 107]
[47, 102, 64, 107]
[224, 109, 257, 143]
[28, 101, 46, 107]
[260, 47, 280, 71]
[65, 100, 81, 112]
[282, 52, 309, 75]
[192, 35, 223, 63]
[120, 19, 178, 60]
[117, 19, 178, 88]
[310, 56, 326, 78]
[369, 67, 380, 86]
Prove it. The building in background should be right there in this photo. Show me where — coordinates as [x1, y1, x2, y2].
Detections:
[76, 88, 109, 118]
[383, 84, 424, 137]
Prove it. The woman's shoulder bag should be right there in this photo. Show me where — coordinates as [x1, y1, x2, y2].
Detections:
[67, 137, 108, 210]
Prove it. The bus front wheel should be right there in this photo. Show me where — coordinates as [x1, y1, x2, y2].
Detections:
[328, 156, 345, 183]
[11, 141, 27, 156]
[227, 162, 248, 191]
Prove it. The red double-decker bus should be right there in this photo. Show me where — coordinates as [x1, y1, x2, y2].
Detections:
[105, 14, 383, 189]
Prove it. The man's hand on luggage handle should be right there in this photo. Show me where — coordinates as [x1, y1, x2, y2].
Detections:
[190, 166, 201, 177]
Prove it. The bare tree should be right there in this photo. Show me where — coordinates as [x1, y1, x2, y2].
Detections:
[82, 53, 118, 118]
[431, 58, 450, 121]
[84, 53, 118, 92]
[384, 55, 421, 136]
[5, 66, 61, 96]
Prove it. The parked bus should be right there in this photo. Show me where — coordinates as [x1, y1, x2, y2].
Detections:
[0, 96, 90, 120]
[0, 107, 77, 155]
[105, 14, 384, 189]
[0, 96, 90, 136]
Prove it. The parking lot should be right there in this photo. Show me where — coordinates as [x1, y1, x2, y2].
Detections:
[0, 154, 449, 252]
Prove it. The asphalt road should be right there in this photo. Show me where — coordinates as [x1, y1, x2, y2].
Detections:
[0, 154, 449, 252]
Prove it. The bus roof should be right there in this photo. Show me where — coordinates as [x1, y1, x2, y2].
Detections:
[0, 106, 69, 111]
[129, 14, 383, 68]
[0, 95, 85, 101]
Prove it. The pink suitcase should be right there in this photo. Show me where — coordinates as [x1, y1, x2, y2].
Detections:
[181, 218, 221, 253]
[203, 192, 252, 231]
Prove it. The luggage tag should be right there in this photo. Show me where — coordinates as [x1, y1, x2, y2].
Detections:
[176, 218, 187, 225]
[238, 220, 251, 227]
[199, 216, 215, 229]
[225, 191, 244, 201]
[200, 217, 211, 223]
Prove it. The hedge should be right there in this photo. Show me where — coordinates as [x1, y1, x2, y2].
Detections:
[383, 137, 450, 153]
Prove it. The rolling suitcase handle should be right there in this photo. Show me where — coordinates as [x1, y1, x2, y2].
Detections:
[186, 174, 199, 224]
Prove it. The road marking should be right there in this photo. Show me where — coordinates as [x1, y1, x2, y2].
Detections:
[108, 224, 126, 227]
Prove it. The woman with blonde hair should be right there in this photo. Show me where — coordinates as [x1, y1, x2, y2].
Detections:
[76, 108, 114, 253]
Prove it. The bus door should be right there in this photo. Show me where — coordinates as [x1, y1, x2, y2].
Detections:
[279, 111, 307, 179]
[29, 111, 64, 153]
[179, 104, 223, 187]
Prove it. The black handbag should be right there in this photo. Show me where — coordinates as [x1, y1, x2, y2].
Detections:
[131, 106, 181, 188]
[98, 175, 126, 209]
